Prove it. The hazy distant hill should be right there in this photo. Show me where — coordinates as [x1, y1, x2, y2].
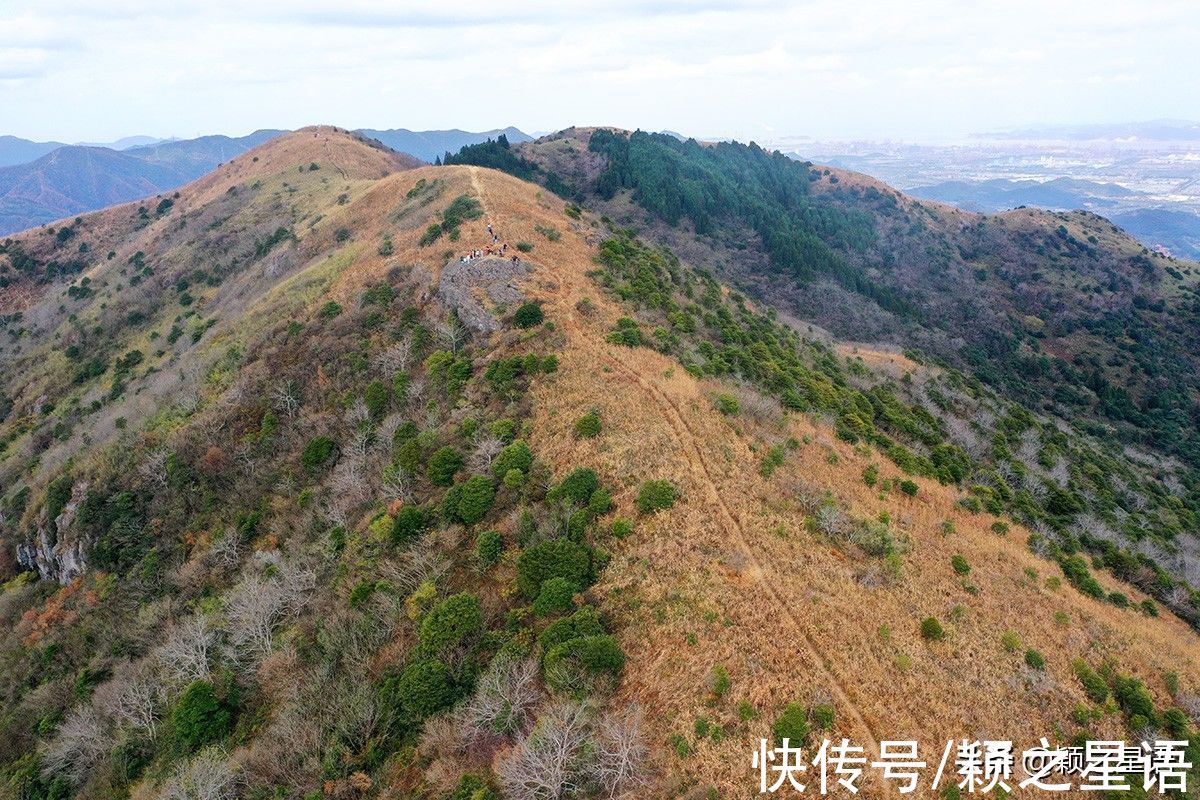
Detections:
[0, 127, 531, 236]
[0, 135, 64, 168]
[0, 147, 181, 234]
[0, 130, 284, 235]
[908, 177, 1200, 258]
[356, 126, 531, 162]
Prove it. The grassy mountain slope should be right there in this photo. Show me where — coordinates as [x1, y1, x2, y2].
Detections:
[0, 128, 1197, 799]
[480, 129, 1200, 605]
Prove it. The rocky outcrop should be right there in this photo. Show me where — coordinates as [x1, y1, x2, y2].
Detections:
[437, 256, 529, 332]
[16, 479, 90, 584]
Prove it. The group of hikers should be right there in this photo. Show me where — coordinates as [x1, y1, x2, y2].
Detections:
[456, 221, 522, 266]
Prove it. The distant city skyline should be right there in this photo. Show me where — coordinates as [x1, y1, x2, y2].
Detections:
[2, 0, 1198, 144]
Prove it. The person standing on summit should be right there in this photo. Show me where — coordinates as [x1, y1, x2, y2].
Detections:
[487, 223, 493, 236]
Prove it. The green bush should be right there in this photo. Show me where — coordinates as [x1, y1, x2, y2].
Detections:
[419, 593, 483, 653]
[557, 467, 600, 505]
[574, 411, 602, 438]
[862, 464, 879, 487]
[385, 660, 456, 721]
[1060, 555, 1105, 599]
[539, 606, 606, 652]
[318, 300, 343, 319]
[449, 774, 499, 800]
[920, 617, 945, 642]
[714, 393, 739, 416]
[170, 680, 233, 752]
[491, 440, 533, 480]
[898, 480, 919, 497]
[951, 555, 971, 576]
[587, 487, 612, 516]
[607, 317, 642, 347]
[300, 436, 336, 469]
[811, 704, 835, 732]
[392, 505, 427, 544]
[533, 577, 577, 616]
[427, 446, 463, 486]
[610, 517, 633, 538]
[636, 480, 677, 514]
[455, 475, 496, 524]
[543, 634, 625, 692]
[1024, 649, 1046, 670]
[1112, 674, 1155, 721]
[1071, 660, 1110, 704]
[475, 530, 503, 567]
[512, 302, 544, 328]
[516, 241, 534, 253]
[1162, 707, 1190, 738]
[772, 702, 809, 745]
[517, 538, 592, 599]
[1001, 631, 1022, 653]
[364, 380, 390, 418]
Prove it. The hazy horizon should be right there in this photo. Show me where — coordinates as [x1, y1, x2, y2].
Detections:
[2, 0, 1198, 144]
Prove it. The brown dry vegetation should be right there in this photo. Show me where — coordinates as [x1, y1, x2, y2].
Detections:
[2, 132, 1197, 798]
[412, 165, 1200, 796]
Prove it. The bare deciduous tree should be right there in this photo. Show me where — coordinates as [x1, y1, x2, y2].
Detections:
[93, 663, 167, 742]
[157, 612, 219, 684]
[435, 316, 469, 354]
[468, 434, 505, 473]
[594, 707, 650, 799]
[161, 747, 239, 800]
[41, 705, 108, 784]
[139, 448, 171, 488]
[373, 337, 414, 376]
[455, 655, 540, 746]
[224, 566, 314, 662]
[495, 701, 591, 800]
[271, 381, 301, 419]
[381, 465, 416, 504]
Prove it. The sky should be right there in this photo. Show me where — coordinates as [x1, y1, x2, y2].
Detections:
[2, 0, 1198, 145]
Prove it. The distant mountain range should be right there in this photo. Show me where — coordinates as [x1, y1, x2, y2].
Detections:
[357, 126, 531, 162]
[907, 177, 1200, 258]
[0, 127, 531, 235]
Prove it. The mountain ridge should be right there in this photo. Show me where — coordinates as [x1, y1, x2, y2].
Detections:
[0, 126, 1197, 799]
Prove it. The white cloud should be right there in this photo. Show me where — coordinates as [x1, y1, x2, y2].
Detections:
[0, 0, 1196, 141]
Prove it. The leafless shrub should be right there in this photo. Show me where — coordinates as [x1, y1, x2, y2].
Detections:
[730, 385, 782, 425]
[139, 449, 171, 488]
[496, 700, 592, 800]
[344, 398, 370, 426]
[271, 381, 301, 419]
[469, 434, 505, 473]
[160, 746, 239, 800]
[380, 533, 450, 595]
[40, 705, 108, 784]
[224, 566, 314, 662]
[436, 316, 469, 353]
[373, 337, 414, 376]
[94, 662, 166, 741]
[594, 707, 650, 799]
[814, 504, 844, 538]
[207, 527, 243, 571]
[157, 612, 219, 685]
[381, 465, 416, 504]
[406, 377, 427, 406]
[455, 655, 541, 746]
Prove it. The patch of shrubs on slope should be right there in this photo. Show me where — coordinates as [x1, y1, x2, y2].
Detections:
[0, 267, 650, 798]
[586, 228, 1200, 628]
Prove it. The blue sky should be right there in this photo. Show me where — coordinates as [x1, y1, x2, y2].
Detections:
[1, 0, 1197, 143]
